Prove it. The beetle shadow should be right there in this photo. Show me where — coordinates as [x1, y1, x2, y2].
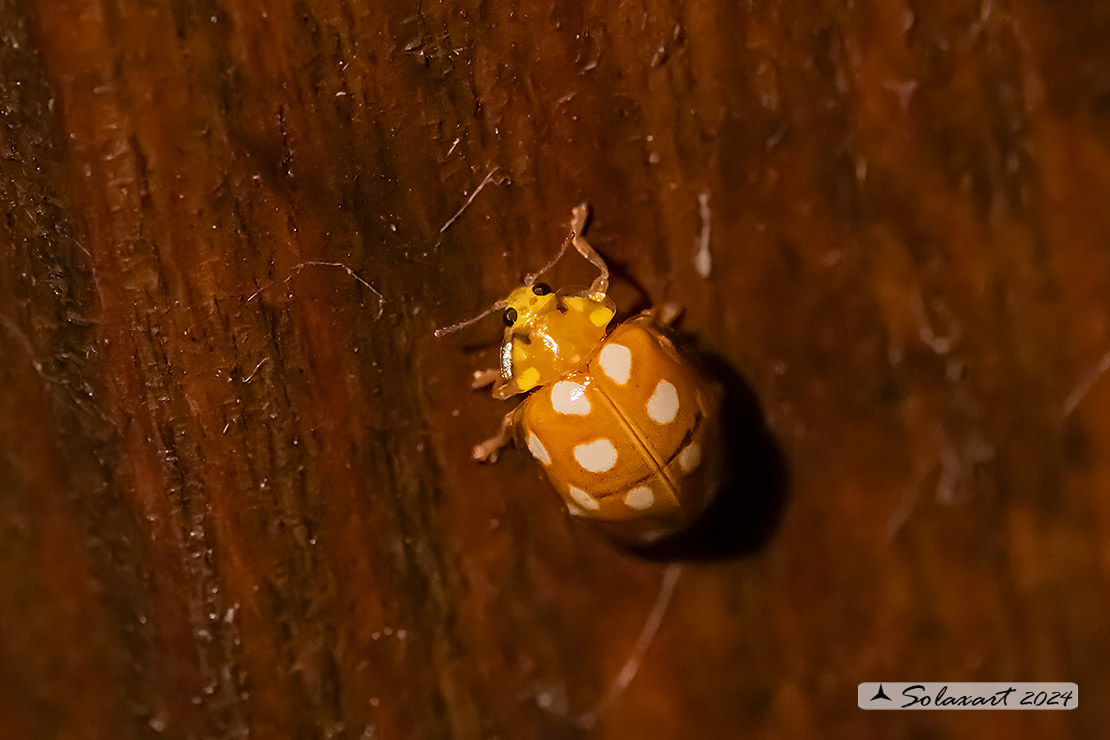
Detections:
[629, 351, 790, 562]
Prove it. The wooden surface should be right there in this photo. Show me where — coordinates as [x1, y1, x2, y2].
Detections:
[2, 1, 1109, 738]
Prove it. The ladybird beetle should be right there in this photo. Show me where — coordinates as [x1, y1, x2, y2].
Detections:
[438, 205, 724, 544]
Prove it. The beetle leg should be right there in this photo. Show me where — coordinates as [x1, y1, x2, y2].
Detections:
[644, 302, 684, 327]
[472, 410, 516, 463]
[470, 367, 501, 390]
[568, 203, 610, 296]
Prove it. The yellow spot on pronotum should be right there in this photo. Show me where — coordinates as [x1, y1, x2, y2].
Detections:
[518, 367, 541, 390]
[589, 308, 614, 327]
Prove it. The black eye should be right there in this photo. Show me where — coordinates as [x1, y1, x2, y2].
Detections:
[502, 307, 518, 327]
[532, 282, 552, 296]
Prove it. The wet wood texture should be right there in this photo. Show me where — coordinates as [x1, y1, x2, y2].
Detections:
[2, 1, 1109, 738]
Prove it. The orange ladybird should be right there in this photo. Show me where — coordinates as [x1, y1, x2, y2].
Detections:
[439, 205, 724, 544]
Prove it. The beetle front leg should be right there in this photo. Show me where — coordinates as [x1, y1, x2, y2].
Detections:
[471, 368, 501, 390]
[568, 203, 610, 296]
[472, 409, 517, 463]
[643, 302, 683, 327]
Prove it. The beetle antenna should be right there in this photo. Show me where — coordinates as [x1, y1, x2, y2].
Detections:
[524, 230, 574, 287]
[525, 202, 597, 288]
[433, 300, 508, 337]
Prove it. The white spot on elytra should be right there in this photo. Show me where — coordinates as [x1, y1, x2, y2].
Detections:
[646, 380, 679, 424]
[598, 343, 632, 384]
[550, 381, 591, 415]
[678, 442, 701, 472]
[623, 486, 655, 510]
[527, 433, 551, 465]
[573, 439, 618, 473]
[566, 486, 599, 511]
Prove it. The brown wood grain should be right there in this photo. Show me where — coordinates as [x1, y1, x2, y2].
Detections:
[2, 1, 1108, 738]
